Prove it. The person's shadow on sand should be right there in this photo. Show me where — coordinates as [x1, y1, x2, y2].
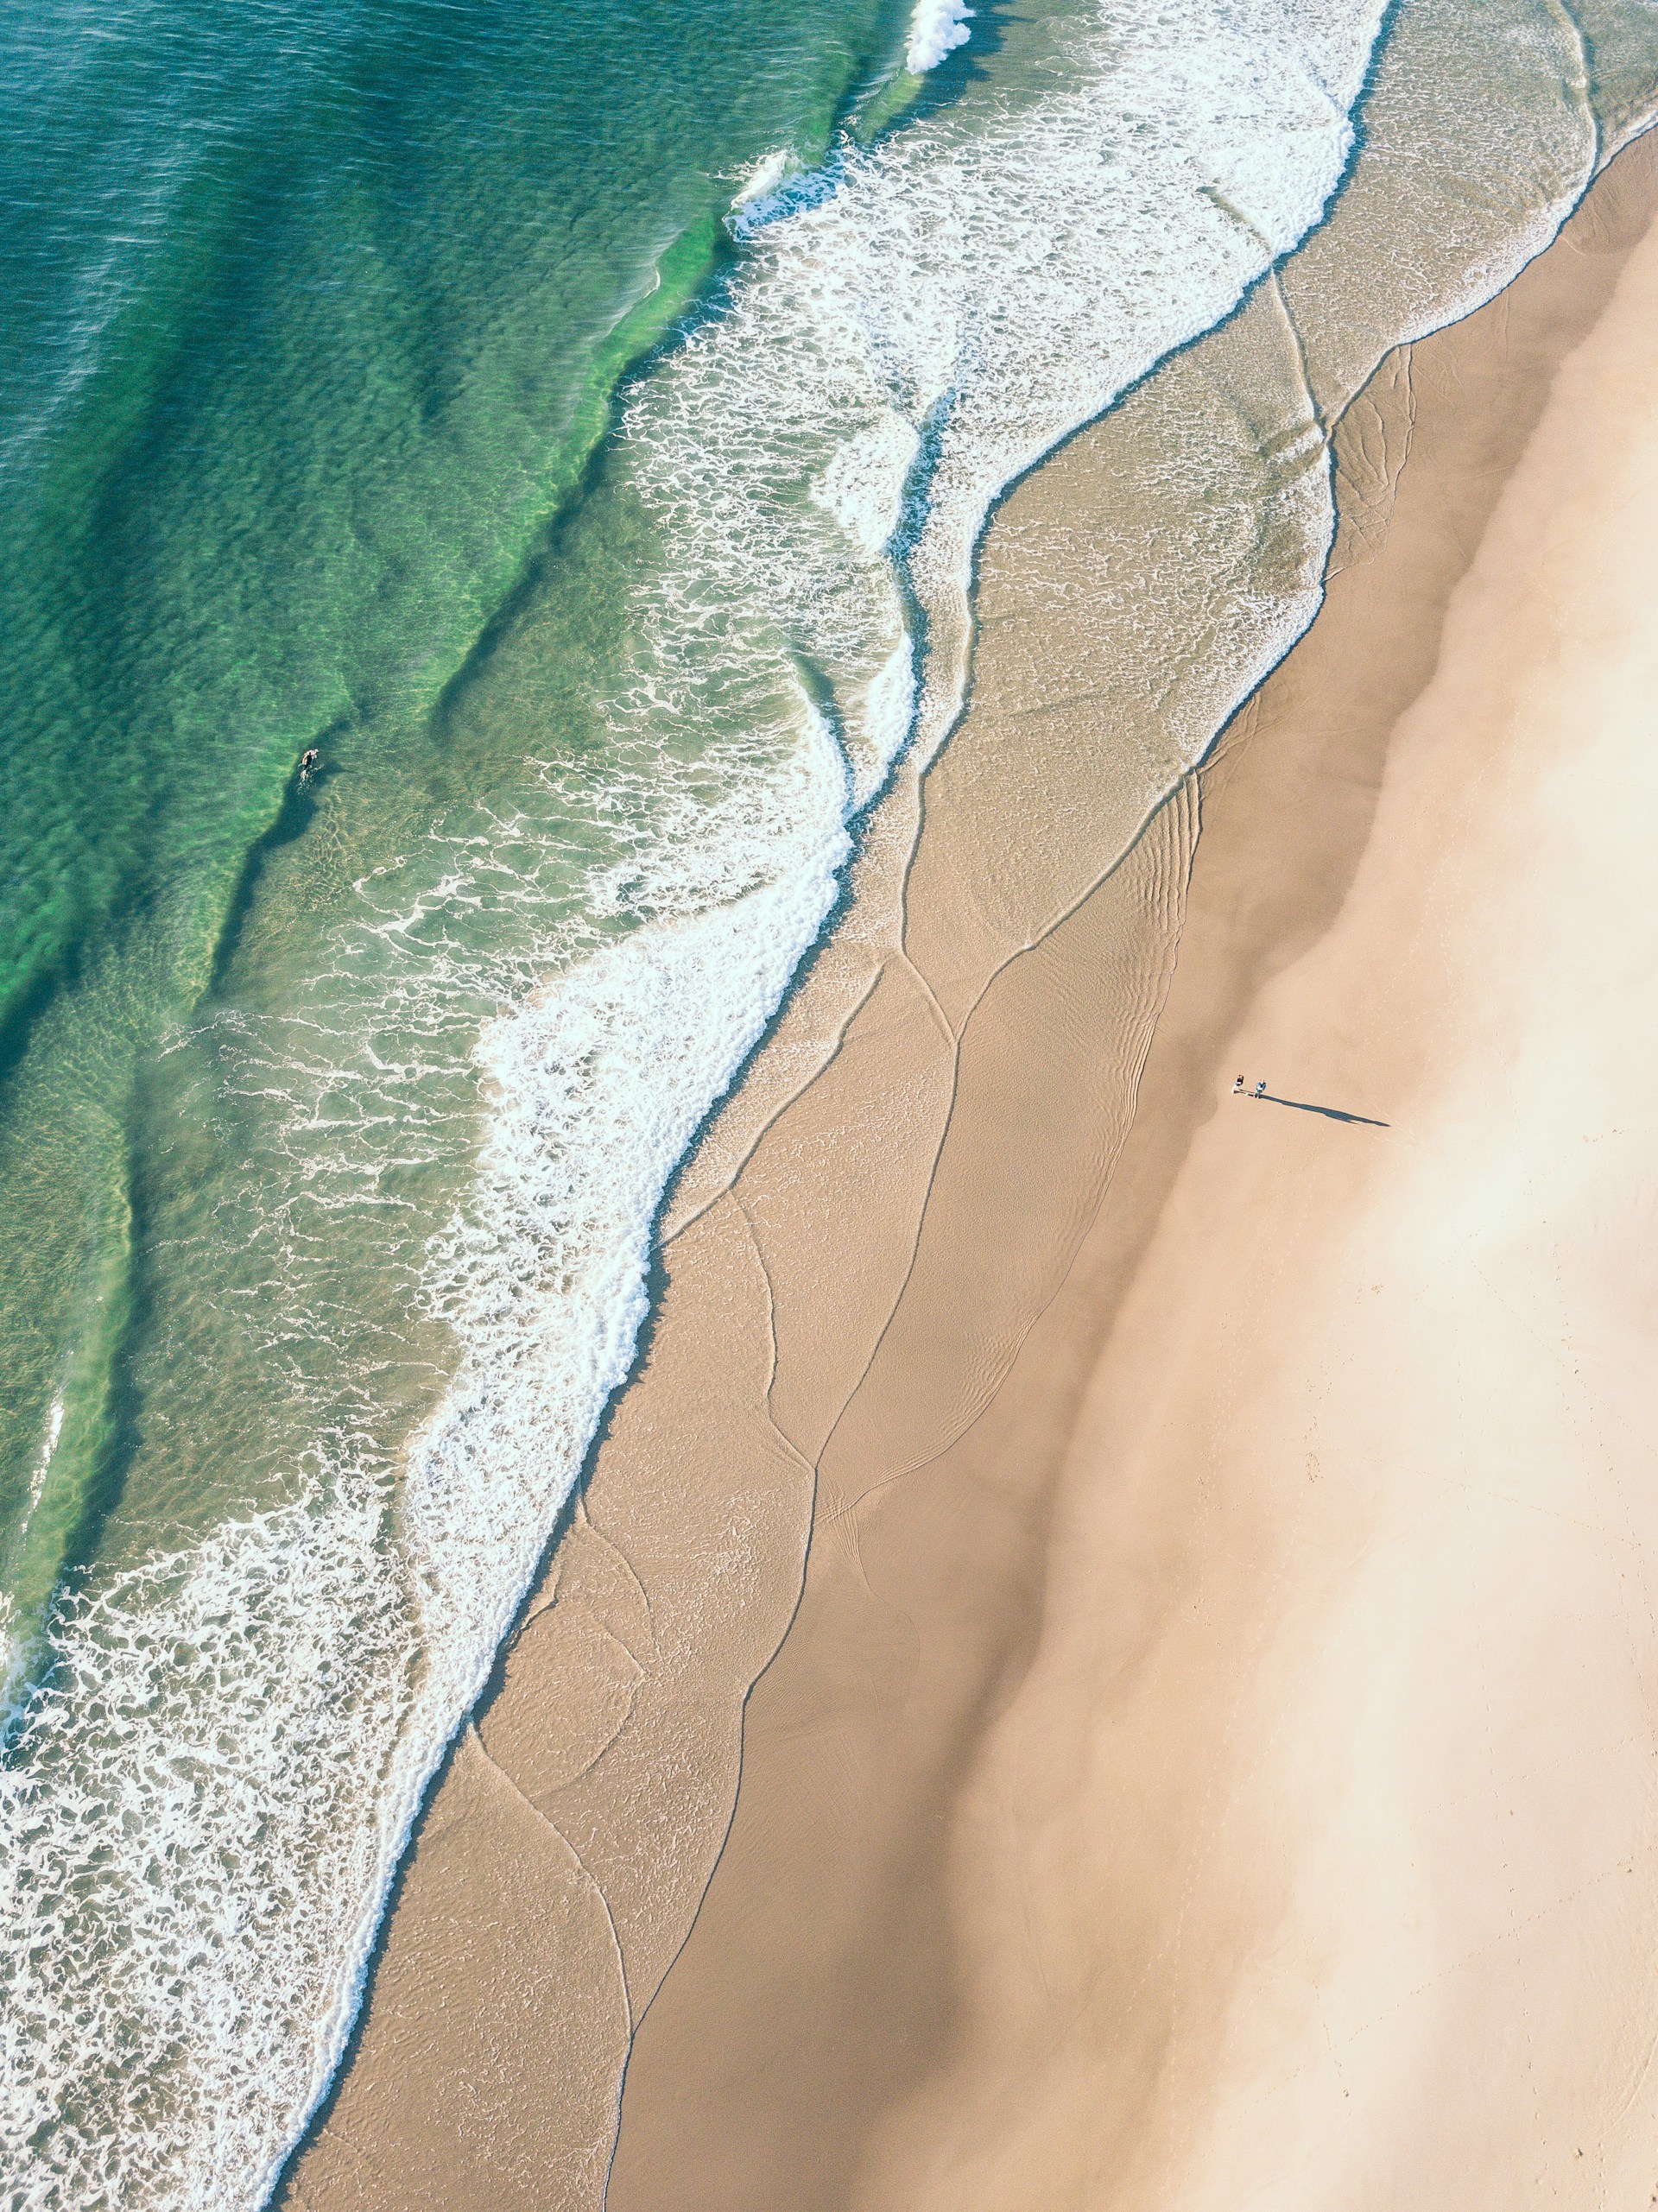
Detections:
[1261, 1092, 1389, 1128]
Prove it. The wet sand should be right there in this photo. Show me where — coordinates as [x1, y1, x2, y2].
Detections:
[284, 133, 1658, 2211]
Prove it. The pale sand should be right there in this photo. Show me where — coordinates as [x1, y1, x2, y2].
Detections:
[843, 189, 1658, 2203]
[284, 138, 1658, 2209]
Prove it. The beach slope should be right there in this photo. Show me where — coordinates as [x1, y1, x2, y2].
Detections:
[607, 134, 1658, 2210]
[286, 136, 1658, 2210]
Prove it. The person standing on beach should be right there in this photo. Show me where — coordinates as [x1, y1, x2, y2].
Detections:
[1253, 1078, 1267, 1098]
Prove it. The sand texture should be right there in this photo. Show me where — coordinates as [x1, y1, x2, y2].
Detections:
[284, 134, 1658, 2210]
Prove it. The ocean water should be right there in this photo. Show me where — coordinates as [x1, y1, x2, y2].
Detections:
[2, 0, 1656, 2203]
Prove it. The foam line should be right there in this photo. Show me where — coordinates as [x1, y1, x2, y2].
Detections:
[906, 0, 973, 73]
[4, 2, 1619, 2203]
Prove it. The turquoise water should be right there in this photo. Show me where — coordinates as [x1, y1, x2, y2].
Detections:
[2, 0, 1656, 2203]
[0, 0, 910, 2187]
[0, 0, 909, 1661]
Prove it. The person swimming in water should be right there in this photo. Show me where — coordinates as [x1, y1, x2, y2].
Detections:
[299, 748, 320, 784]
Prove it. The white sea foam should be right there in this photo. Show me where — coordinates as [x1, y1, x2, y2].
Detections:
[0, 1483, 417, 2209]
[906, 0, 973, 73]
[1, 0, 1615, 2203]
[21, 1395, 64, 1542]
[404, 722, 851, 1640]
[732, 145, 794, 207]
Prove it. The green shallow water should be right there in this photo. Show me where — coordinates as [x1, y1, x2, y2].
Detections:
[0, 0, 908, 1653]
[5, 0, 1658, 2203]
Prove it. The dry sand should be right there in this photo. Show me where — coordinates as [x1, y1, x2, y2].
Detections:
[284, 135, 1658, 2211]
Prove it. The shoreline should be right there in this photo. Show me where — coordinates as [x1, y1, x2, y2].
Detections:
[282, 130, 1658, 2211]
[607, 127, 1658, 2207]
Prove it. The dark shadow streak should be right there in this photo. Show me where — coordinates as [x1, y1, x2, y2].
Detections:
[1261, 1093, 1389, 1127]
[208, 749, 345, 995]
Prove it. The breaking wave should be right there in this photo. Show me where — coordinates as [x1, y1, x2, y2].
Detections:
[33, 1, 1618, 2203]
